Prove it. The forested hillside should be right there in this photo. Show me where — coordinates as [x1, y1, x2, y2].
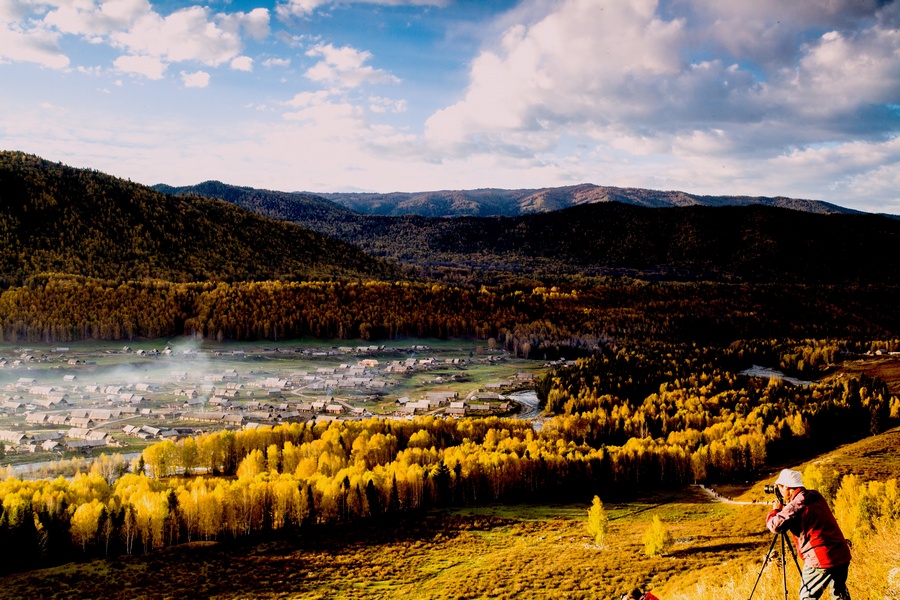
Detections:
[0, 152, 396, 285]
[158, 181, 900, 285]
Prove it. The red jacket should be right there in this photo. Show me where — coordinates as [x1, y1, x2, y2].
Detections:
[766, 488, 851, 568]
[642, 594, 660, 600]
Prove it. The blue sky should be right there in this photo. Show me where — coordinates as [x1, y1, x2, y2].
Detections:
[1, 0, 899, 213]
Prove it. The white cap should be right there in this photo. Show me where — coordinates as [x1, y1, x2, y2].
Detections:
[774, 469, 804, 488]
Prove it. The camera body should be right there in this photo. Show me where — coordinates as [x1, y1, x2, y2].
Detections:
[764, 484, 784, 503]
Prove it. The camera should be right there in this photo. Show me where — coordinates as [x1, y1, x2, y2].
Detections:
[764, 484, 783, 503]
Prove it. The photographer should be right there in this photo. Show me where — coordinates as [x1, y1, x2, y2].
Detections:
[621, 588, 660, 600]
[766, 469, 852, 600]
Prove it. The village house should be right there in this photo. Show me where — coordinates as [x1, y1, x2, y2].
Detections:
[66, 439, 107, 451]
[32, 397, 69, 409]
[25, 413, 49, 425]
[41, 440, 61, 452]
[67, 427, 92, 440]
[69, 417, 95, 428]
[0, 430, 27, 445]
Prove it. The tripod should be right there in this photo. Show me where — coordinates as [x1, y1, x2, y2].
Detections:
[747, 531, 809, 600]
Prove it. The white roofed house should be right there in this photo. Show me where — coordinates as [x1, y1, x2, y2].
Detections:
[25, 413, 49, 426]
[67, 428, 92, 440]
[0, 430, 28, 445]
[69, 417, 95, 429]
[86, 430, 110, 443]
[41, 440, 61, 452]
[31, 397, 68, 409]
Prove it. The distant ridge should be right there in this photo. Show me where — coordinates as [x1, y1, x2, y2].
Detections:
[317, 183, 862, 217]
[157, 180, 900, 285]
[0, 152, 396, 285]
[157, 181, 862, 218]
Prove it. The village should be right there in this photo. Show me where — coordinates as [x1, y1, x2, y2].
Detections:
[0, 341, 544, 466]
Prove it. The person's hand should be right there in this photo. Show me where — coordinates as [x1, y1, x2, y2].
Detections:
[773, 499, 783, 510]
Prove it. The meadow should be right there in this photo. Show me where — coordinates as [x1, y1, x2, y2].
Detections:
[0, 487, 767, 600]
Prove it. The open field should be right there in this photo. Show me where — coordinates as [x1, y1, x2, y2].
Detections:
[0, 487, 769, 600]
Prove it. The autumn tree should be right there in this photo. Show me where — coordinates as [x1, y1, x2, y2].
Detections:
[642, 515, 673, 556]
[586, 495, 608, 547]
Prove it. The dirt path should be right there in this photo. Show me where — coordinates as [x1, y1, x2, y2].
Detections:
[695, 483, 759, 506]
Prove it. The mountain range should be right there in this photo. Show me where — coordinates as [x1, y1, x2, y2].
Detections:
[2, 151, 899, 287]
[156, 181, 863, 219]
[154, 180, 900, 285]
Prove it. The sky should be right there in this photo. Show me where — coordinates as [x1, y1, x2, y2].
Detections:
[1, 0, 899, 214]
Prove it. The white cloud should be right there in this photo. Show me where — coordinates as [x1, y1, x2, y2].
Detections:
[424, 0, 900, 165]
[231, 55, 253, 71]
[263, 57, 290, 68]
[219, 7, 270, 41]
[114, 54, 166, 79]
[425, 0, 687, 152]
[304, 42, 400, 88]
[43, 0, 151, 37]
[284, 90, 332, 108]
[0, 22, 69, 69]
[276, 0, 448, 20]
[110, 6, 242, 65]
[688, 0, 886, 68]
[0, 2, 22, 22]
[771, 21, 900, 121]
[368, 96, 407, 114]
[181, 70, 210, 88]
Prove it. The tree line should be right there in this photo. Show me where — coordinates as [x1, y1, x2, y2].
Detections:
[3, 276, 900, 354]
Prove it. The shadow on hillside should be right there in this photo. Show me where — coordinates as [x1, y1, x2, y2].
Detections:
[670, 541, 761, 558]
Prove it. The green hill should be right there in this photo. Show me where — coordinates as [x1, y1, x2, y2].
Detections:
[0, 152, 397, 285]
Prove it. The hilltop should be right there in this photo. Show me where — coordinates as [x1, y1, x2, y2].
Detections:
[157, 180, 900, 285]
[0, 152, 397, 285]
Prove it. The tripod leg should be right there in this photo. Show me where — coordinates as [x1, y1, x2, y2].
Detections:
[782, 531, 811, 598]
[747, 533, 780, 600]
[782, 533, 789, 600]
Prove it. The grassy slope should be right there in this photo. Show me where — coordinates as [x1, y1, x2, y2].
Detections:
[4, 426, 898, 600]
